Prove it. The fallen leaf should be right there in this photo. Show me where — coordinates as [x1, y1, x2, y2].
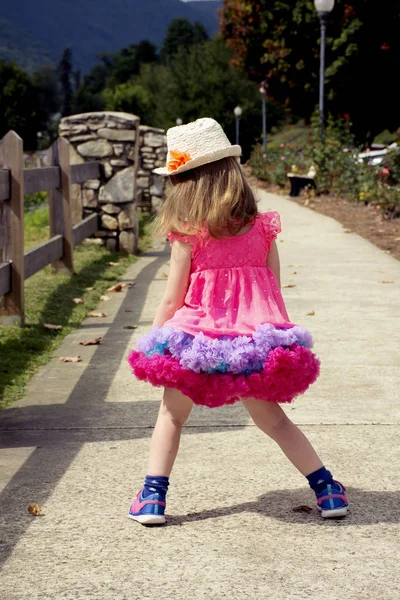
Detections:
[379, 280, 394, 284]
[292, 505, 313, 513]
[290, 271, 297, 275]
[107, 284, 123, 292]
[72, 298, 84, 305]
[43, 323, 62, 331]
[59, 356, 82, 363]
[121, 281, 136, 288]
[108, 261, 120, 266]
[124, 324, 138, 330]
[279, 239, 284, 243]
[282, 284, 296, 289]
[85, 287, 95, 291]
[304, 198, 310, 207]
[100, 294, 111, 301]
[306, 310, 315, 316]
[79, 337, 102, 346]
[28, 504, 41, 516]
[88, 311, 107, 318]
[161, 272, 168, 278]
[125, 309, 133, 313]
[394, 237, 400, 241]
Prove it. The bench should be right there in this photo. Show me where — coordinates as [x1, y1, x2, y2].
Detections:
[287, 173, 317, 197]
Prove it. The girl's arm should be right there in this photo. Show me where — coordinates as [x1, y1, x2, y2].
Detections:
[266, 240, 281, 288]
[152, 240, 192, 327]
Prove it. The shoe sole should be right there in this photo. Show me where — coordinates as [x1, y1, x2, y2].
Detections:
[318, 506, 349, 519]
[128, 513, 166, 525]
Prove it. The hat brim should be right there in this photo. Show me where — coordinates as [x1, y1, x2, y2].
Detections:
[153, 145, 242, 176]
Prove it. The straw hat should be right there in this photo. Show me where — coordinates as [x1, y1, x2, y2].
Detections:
[153, 117, 242, 176]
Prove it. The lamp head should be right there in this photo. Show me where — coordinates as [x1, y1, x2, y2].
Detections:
[314, 0, 334, 12]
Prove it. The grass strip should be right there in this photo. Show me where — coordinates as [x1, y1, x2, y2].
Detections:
[0, 207, 154, 408]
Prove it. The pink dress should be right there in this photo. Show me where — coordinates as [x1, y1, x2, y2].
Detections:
[128, 212, 319, 407]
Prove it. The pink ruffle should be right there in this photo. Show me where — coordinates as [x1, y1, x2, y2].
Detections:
[128, 344, 320, 408]
[259, 211, 281, 251]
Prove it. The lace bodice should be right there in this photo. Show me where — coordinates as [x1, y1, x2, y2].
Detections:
[167, 212, 281, 271]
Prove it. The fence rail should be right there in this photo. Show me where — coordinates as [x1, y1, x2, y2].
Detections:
[0, 130, 101, 325]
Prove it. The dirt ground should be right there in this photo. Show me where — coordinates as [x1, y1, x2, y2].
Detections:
[245, 166, 400, 262]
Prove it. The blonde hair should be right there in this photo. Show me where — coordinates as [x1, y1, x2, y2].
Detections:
[152, 157, 257, 239]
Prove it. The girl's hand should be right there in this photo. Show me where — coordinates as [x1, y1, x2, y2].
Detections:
[152, 241, 192, 327]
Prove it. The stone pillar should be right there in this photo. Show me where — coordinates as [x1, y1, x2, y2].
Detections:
[137, 126, 167, 212]
[59, 111, 140, 254]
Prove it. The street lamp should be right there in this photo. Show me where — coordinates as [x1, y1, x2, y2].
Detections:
[259, 82, 268, 153]
[314, 0, 335, 131]
[233, 106, 242, 145]
[176, 118, 183, 126]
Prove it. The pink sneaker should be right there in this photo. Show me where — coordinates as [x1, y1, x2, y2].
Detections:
[128, 489, 166, 525]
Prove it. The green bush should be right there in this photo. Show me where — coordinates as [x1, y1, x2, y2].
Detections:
[249, 115, 400, 218]
[24, 191, 47, 212]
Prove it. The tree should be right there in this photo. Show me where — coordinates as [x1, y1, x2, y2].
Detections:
[136, 40, 158, 65]
[58, 47, 73, 117]
[161, 18, 208, 62]
[0, 60, 41, 149]
[32, 65, 60, 123]
[32, 65, 61, 147]
[135, 39, 284, 159]
[103, 83, 153, 123]
[72, 85, 105, 115]
[220, 0, 400, 141]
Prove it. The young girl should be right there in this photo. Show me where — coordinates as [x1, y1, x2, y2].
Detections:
[128, 118, 348, 525]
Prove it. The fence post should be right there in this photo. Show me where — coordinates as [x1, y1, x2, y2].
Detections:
[0, 131, 25, 326]
[48, 137, 74, 273]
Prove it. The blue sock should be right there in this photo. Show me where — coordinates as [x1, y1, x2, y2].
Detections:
[306, 466, 334, 494]
[142, 475, 169, 499]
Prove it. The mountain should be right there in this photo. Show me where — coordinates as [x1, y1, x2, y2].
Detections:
[0, 0, 222, 73]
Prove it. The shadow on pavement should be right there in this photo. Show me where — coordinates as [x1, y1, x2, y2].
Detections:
[0, 246, 247, 567]
[168, 487, 400, 527]
[0, 248, 166, 566]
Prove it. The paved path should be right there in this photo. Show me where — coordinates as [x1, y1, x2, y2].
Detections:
[1, 190, 400, 599]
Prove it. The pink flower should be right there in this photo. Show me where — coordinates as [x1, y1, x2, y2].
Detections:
[382, 167, 390, 176]
[280, 156, 285, 161]
[280, 143, 285, 148]
[262, 153, 267, 158]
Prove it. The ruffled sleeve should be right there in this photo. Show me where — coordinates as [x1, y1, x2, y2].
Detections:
[166, 231, 198, 251]
[259, 211, 281, 249]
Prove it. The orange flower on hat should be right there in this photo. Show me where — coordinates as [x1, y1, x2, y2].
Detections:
[167, 150, 192, 172]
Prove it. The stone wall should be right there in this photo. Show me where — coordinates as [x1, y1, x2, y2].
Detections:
[59, 111, 167, 253]
[137, 126, 167, 212]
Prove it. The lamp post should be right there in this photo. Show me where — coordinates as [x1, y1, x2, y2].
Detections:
[259, 81, 268, 153]
[233, 106, 242, 145]
[314, 0, 335, 131]
[176, 118, 183, 126]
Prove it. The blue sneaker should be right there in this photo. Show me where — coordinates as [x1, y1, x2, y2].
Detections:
[316, 480, 349, 518]
[128, 489, 166, 525]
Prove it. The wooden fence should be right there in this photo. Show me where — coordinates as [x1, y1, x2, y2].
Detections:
[0, 130, 102, 326]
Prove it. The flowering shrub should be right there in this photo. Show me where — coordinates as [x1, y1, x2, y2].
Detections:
[249, 116, 400, 218]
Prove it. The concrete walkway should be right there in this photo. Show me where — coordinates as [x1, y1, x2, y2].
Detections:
[1, 190, 400, 599]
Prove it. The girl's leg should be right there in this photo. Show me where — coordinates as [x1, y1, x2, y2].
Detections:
[241, 398, 323, 475]
[241, 398, 349, 518]
[129, 388, 193, 524]
[147, 387, 193, 477]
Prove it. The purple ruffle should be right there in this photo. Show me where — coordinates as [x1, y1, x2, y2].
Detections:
[136, 324, 314, 375]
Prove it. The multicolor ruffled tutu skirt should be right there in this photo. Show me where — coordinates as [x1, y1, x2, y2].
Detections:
[128, 323, 320, 408]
